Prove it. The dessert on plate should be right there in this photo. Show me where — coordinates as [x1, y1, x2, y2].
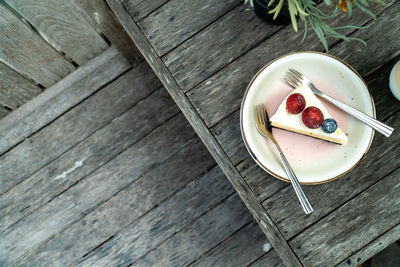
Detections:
[270, 84, 348, 145]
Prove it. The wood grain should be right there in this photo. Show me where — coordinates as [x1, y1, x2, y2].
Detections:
[190, 221, 273, 267]
[138, 0, 241, 56]
[211, 110, 288, 201]
[0, 47, 129, 163]
[0, 61, 156, 195]
[106, 1, 303, 266]
[123, 0, 169, 21]
[249, 250, 285, 267]
[78, 166, 234, 266]
[237, 158, 288, 202]
[330, 3, 400, 80]
[0, 4, 74, 87]
[0, 62, 42, 109]
[187, 1, 395, 127]
[0, 88, 177, 234]
[164, 4, 282, 91]
[336, 224, 400, 267]
[15, 138, 215, 266]
[7, 0, 109, 65]
[211, 110, 247, 165]
[259, 56, 400, 239]
[134, 194, 252, 267]
[262, 113, 400, 240]
[75, 0, 143, 65]
[289, 166, 400, 266]
[0, 106, 10, 119]
[0, 113, 196, 264]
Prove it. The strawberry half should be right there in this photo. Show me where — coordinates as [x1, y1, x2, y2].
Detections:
[286, 93, 306, 114]
[302, 106, 324, 129]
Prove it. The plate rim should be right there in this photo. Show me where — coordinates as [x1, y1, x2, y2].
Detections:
[239, 51, 376, 185]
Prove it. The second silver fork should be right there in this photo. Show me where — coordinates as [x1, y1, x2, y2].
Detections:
[254, 104, 313, 214]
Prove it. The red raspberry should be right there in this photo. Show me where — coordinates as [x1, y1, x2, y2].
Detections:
[286, 93, 306, 114]
[302, 106, 324, 129]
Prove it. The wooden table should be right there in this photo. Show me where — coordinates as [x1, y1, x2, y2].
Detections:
[107, 1, 400, 266]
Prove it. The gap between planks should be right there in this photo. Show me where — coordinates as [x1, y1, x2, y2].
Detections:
[105, 1, 303, 266]
[0, 82, 170, 235]
[0, 46, 130, 160]
[151, 0, 243, 58]
[286, 151, 400, 245]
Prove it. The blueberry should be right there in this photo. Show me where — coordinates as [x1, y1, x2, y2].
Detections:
[322, 118, 338, 133]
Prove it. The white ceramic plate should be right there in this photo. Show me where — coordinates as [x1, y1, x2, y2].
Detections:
[240, 52, 375, 184]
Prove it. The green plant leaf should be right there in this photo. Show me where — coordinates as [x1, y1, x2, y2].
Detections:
[309, 17, 329, 51]
[295, 0, 309, 16]
[301, 15, 308, 41]
[345, 0, 352, 16]
[268, 0, 284, 20]
[354, 1, 376, 19]
[357, 0, 370, 7]
[268, 0, 276, 7]
[288, 0, 299, 32]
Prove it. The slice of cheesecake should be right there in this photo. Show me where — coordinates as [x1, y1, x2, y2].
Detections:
[270, 85, 348, 145]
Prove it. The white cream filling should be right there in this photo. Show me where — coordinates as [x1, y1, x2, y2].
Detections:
[270, 85, 348, 145]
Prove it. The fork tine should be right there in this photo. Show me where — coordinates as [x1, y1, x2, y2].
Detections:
[262, 105, 268, 124]
[257, 105, 263, 125]
[255, 105, 264, 126]
[284, 76, 299, 88]
[259, 105, 265, 125]
[256, 105, 262, 125]
[289, 68, 303, 79]
[287, 70, 303, 84]
[286, 73, 301, 86]
[254, 106, 259, 125]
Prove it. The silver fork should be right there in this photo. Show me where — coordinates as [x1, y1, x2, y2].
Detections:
[285, 68, 394, 137]
[254, 104, 313, 214]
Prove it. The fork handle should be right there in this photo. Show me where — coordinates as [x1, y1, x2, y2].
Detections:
[316, 90, 394, 137]
[274, 144, 313, 214]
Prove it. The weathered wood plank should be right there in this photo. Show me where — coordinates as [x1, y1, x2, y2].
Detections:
[0, 4, 74, 87]
[211, 109, 287, 202]
[210, 109, 287, 201]
[0, 46, 129, 157]
[106, 1, 303, 266]
[0, 62, 42, 109]
[164, 4, 282, 91]
[74, 0, 143, 65]
[336, 224, 400, 267]
[190, 221, 272, 267]
[211, 110, 247, 165]
[330, 3, 400, 82]
[122, 0, 169, 21]
[289, 166, 400, 266]
[365, 56, 400, 121]
[0, 113, 195, 264]
[15, 138, 215, 266]
[237, 159, 287, 202]
[134, 194, 252, 267]
[77, 166, 234, 266]
[0, 88, 177, 233]
[7, 0, 109, 65]
[262, 114, 400, 238]
[249, 250, 285, 267]
[0, 106, 10, 119]
[187, 1, 395, 127]
[0, 61, 157, 195]
[138, 0, 241, 56]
